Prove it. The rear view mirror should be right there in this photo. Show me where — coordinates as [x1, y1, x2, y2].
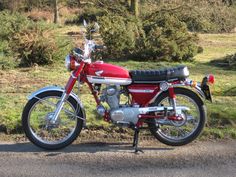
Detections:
[83, 20, 88, 27]
[94, 22, 100, 32]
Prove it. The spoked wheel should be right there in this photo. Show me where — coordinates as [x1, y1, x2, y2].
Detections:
[148, 88, 206, 146]
[22, 91, 84, 150]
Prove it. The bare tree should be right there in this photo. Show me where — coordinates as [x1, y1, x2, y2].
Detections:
[126, 0, 131, 7]
[131, 0, 139, 17]
[53, 0, 60, 24]
[0, 0, 23, 13]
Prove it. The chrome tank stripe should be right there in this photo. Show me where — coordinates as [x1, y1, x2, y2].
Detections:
[87, 75, 132, 85]
[128, 89, 154, 93]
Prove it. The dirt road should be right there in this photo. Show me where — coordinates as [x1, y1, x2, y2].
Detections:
[0, 140, 235, 177]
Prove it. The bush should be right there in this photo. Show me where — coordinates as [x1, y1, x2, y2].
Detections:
[10, 24, 73, 67]
[0, 10, 30, 69]
[10, 27, 56, 66]
[211, 53, 236, 69]
[179, 1, 236, 33]
[99, 13, 200, 61]
[65, 0, 130, 25]
[146, 0, 236, 33]
[99, 14, 145, 59]
[0, 55, 17, 70]
[65, 6, 105, 25]
[143, 13, 200, 61]
[0, 10, 29, 56]
[0, 10, 29, 40]
[0, 10, 73, 68]
[227, 54, 236, 68]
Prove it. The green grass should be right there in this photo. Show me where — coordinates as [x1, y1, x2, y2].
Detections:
[0, 29, 236, 139]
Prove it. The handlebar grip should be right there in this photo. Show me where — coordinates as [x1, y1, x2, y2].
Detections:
[95, 45, 105, 50]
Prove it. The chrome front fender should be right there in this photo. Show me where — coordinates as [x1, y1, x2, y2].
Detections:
[28, 86, 86, 120]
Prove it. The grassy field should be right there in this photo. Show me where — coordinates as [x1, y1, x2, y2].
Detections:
[0, 28, 236, 139]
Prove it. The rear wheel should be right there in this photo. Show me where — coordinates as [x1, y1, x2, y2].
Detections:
[22, 91, 84, 150]
[148, 88, 206, 146]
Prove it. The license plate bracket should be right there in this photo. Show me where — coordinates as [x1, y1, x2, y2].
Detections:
[201, 78, 212, 102]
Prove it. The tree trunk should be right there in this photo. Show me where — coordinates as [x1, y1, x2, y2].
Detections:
[7, 0, 19, 13]
[53, 0, 60, 24]
[131, 0, 139, 17]
[126, 0, 131, 7]
[77, 0, 81, 6]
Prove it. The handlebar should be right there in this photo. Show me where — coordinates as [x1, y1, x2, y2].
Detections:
[95, 45, 106, 50]
[71, 44, 106, 62]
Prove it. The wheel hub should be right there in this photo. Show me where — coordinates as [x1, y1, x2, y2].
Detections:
[170, 111, 187, 127]
[45, 112, 60, 129]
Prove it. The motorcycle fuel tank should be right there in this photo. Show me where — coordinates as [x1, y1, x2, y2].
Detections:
[87, 61, 132, 85]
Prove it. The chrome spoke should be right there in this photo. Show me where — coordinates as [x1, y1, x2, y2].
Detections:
[156, 94, 200, 141]
[28, 96, 78, 145]
[34, 96, 85, 121]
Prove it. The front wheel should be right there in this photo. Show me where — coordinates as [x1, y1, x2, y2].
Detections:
[148, 88, 206, 146]
[22, 91, 84, 150]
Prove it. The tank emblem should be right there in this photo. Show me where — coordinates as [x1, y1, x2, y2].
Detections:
[95, 70, 103, 76]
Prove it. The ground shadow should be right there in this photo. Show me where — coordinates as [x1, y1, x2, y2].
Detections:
[222, 87, 236, 96]
[0, 141, 174, 154]
[208, 55, 236, 71]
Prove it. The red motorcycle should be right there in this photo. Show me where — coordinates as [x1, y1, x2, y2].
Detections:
[22, 22, 214, 152]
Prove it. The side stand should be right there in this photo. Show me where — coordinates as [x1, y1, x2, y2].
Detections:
[132, 127, 144, 153]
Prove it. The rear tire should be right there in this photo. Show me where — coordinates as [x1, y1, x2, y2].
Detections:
[148, 88, 206, 146]
[22, 91, 84, 150]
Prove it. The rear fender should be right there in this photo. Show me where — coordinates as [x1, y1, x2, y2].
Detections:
[28, 86, 86, 120]
[150, 86, 205, 106]
[173, 86, 205, 105]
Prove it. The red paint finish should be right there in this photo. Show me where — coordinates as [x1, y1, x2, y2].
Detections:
[138, 114, 162, 119]
[168, 87, 176, 99]
[87, 61, 130, 79]
[136, 121, 144, 127]
[138, 114, 183, 121]
[64, 60, 191, 125]
[104, 111, 111, 122]
[87, 81, 100, 105]
[65, 62, 85, 94]
[128, 84, 160, 106]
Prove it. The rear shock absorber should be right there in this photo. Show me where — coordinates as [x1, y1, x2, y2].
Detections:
[168, 86, 177, 114]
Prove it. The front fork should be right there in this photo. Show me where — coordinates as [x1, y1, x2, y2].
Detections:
[51, 62, 85, 123]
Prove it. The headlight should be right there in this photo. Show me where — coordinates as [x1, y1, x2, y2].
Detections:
[65, 55, 80, 71]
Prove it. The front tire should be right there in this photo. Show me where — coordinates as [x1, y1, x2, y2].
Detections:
[22, 91, 84, 150]
[148, 88, 206, 146]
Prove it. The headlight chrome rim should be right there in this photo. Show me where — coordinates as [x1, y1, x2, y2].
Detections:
[65, 55, 80, 71]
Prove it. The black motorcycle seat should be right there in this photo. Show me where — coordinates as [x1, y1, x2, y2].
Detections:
[130, 65, 189, 83]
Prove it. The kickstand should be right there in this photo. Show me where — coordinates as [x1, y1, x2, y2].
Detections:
[132, 127, 144, 153]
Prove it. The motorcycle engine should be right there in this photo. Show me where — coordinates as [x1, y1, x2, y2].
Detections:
[101, 85, 120, 109]
[100, 85, 139, 125]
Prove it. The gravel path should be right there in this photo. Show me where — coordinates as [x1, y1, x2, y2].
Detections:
[0, 140, 235, 177]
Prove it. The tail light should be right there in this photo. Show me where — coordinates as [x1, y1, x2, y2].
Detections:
[207, 74, 215, 84]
